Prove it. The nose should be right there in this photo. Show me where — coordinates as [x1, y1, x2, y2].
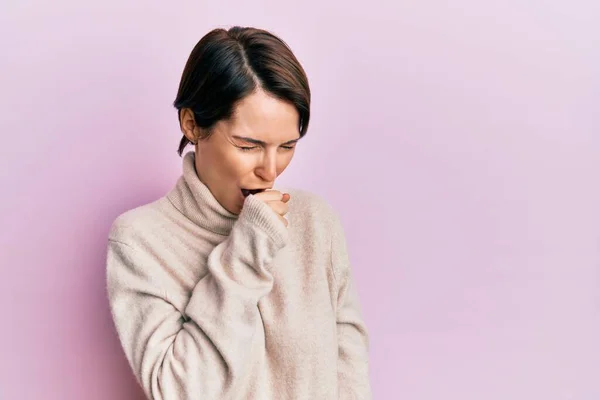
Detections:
[255, 151, 277, 182]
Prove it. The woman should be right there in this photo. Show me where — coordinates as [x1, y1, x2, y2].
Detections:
[106, 26, 371, 400]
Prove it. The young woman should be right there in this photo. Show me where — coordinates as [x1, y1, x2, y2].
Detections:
[106, 26, 371, 399]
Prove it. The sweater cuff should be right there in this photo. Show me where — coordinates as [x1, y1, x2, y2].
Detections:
[238, 194, 289, 249]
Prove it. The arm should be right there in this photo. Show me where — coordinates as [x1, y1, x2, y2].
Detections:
[331, 213, 372, 399]
[106, 195, 287, 400]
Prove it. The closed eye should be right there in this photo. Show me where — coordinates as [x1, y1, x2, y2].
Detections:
[237, 145, 296, 151]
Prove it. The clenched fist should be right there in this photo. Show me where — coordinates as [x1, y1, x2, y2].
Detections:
[251, 189, 290, 227]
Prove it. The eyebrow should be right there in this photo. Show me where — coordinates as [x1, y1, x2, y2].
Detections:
[232, 135, 300, 146]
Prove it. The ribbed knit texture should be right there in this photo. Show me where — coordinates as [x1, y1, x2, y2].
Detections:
[106, 151, 371, 399]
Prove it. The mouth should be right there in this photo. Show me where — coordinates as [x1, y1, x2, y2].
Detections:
[241, 188, 269, 198]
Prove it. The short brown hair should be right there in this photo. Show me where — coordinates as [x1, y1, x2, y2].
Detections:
[173, 26, 311, 156]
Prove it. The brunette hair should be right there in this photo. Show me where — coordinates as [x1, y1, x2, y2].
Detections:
[173, 26, 311, 156]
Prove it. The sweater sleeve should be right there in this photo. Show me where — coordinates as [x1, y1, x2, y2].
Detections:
[106, 195, 288, 400]
[330, 213, 372, 399]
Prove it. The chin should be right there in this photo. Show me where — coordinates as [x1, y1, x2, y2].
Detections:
[230, 196, 244, 215]
[221, 199, 239, 215]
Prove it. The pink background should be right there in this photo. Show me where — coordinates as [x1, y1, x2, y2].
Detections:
[1, 1, 598, 399]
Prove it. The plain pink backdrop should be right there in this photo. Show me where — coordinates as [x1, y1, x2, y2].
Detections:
[1, 1, 598, 399]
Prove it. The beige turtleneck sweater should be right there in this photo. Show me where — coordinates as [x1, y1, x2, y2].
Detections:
[106, 152, 371, 400]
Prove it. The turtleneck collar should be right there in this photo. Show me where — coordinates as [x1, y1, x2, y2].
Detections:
[166, 151, 239, 236]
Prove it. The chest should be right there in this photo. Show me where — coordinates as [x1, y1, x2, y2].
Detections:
[167, 221, 339, 346]
[255, 242, 338, 364]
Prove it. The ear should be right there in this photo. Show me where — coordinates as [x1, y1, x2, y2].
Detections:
[179, 108, 198, 143]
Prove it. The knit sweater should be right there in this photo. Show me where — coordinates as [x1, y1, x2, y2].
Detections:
[106, 151, 371, 400]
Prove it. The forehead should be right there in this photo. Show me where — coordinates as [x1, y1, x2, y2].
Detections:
[225, 90, 300, 143]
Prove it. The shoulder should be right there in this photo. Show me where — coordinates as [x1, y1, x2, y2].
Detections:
[285, 187, 337, 219]
[108, 197, 172, 247]
[283, 187, 351, 278]
[282, 187, 345, 236]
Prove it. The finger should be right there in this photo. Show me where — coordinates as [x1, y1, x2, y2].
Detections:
[278, 214, 288, 227]
[254, 190, 284, 202]
[268, 201, 288, 216]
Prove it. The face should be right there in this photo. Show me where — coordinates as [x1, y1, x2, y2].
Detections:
[180, 89, 300, 214]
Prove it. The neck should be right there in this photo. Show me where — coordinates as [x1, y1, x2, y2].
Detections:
[166, 151, 238, 236]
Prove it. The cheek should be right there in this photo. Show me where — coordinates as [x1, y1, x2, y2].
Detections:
[276, 152, 295, 173]
[222, 151, 255, 180]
